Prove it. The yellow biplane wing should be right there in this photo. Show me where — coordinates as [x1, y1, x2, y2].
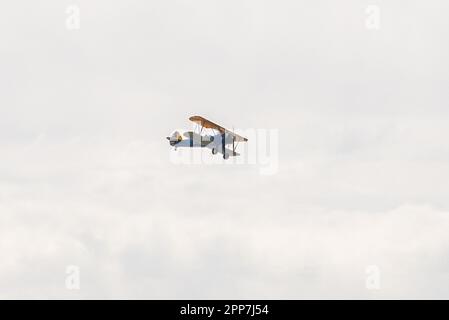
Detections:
[189, 116, 248, 142]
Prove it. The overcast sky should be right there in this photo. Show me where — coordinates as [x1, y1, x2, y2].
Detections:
[1, 0, 449, 299]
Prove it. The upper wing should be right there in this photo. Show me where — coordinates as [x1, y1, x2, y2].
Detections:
[227, 131, 248, 142]
[189, 115, 248, 142]
[189, 116, 226, 133]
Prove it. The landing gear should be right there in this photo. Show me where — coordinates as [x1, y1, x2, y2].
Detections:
[223, 153, 229, 160]
[212, 148, 217, 155]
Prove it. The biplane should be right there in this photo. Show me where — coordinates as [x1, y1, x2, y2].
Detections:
[166, 116, 248, 159]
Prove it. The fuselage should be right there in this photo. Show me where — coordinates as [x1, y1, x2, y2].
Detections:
[167, 131, 234, 148]
[166, 131, 240, 160]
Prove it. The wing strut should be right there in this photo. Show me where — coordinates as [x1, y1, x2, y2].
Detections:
[222, 132, 226, 159]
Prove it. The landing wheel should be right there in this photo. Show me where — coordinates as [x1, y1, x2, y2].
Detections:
[223, 153, 229, 160]
[212, 148, 217, 155]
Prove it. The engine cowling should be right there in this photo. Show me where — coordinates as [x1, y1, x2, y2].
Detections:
[166, 131, 182, 146]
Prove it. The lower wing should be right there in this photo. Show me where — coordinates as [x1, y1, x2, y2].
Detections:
[223, 148, 240, 157]
[207, 144, 240, 157]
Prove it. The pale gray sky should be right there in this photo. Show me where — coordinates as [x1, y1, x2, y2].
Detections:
[1, 0, 449, 299]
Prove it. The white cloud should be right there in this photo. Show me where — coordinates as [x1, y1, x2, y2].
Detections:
[0, 138, 449, 298]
